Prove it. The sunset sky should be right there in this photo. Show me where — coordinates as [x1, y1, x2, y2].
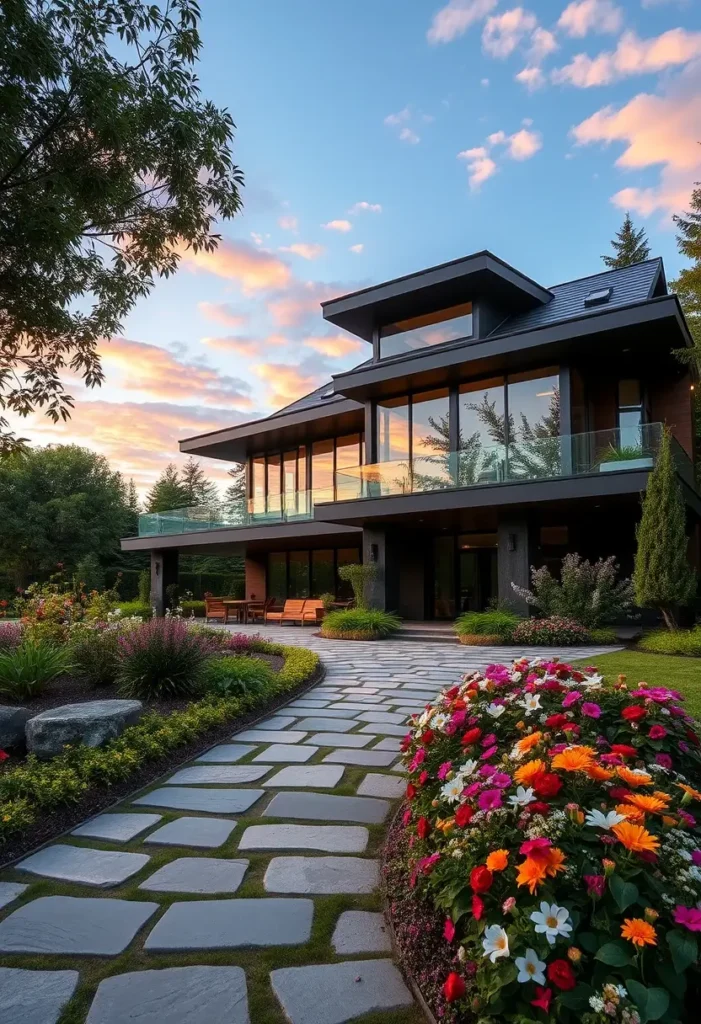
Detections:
[12, 0, 701, 496]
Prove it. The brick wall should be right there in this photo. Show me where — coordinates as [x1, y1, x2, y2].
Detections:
[245, 557, 266, 601]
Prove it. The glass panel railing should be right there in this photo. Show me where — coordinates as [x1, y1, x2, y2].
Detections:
[137, 489, 327, 537]
[333, 423, 666, 500]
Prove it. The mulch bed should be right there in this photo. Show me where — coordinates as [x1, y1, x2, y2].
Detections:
[0, 661, 323, 869]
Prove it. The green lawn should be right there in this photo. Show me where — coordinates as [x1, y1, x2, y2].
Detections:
[572, 650, 701, 720]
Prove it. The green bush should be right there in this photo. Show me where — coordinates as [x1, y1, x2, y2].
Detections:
[590, 625, 619, 644]
[201, 655, 274, 698]
[337, 563, 377, 610]
[511, 615, 592, 646]
[181, 600, 205, 618]
[512, 552, 633, 628]
[0, 640, 72, 700]
[117, 618, 214, 700]
[453, 609, 520, 640]
[114, 600, 152, 620]
[67, 621, 143, 687]
[74, 553, 105, 593]
[321, 608, 401, 639]
[138, 569, 151, 604]
[639, 626, 701, 657]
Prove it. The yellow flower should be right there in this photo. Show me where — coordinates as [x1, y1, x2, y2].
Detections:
[621, 918, 657, 947]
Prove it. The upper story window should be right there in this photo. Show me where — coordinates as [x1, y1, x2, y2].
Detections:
[378, 301, 473, 360]
[618, 379, 645, 448]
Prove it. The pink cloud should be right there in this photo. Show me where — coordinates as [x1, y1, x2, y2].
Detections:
[200, 334, 289, 357]
[506, 127, 543, 159]
[482, 8, 537, 58]
[528, 27, 558, 62]
[427, 0, 497, 44]
[253, 363, 326, 410]
[303, 335, 364, 357]
[197, 302, 249, 329]
[267, 281, 341, 328]
[349, 243, 364, 254]
[458, 146, 498, 189]
[557, 0, 623, 38]
[552, 29, 701, 87]
[279, 243, 326, 260]
[515, 66, 546, 90]
[322, 219, 352, 233]
[176, 237, 291, 293]
[348, 201, 382, 214]
[278, 215, 298, 231]
[399, 126, 420, 144]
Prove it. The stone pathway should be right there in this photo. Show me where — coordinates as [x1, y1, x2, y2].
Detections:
[0, 629, 620, 1024]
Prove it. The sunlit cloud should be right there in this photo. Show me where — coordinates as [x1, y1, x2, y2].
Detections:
[303, 335, 364, 358]
[427, 0, 497, 44]
[176, 237, 291, 293]
[528, 27, 558, 62]
[516, 66, 546, 90]
[349, 243, 364, 254]
[200, 334, 289, 357]
[384, 107, 422, 144]
[384, 107, 411, 126]
[557, 0, 623, 37]
[348, 201, 382, 214]
[458, 146, 498, 189]
[552, 29, 701, 87]
[506, 127, 543, 159]
[399, 127, 420, 144]
[197, 302, 249, 329]
[253, 362, 327, 410]
[458, 125, 541, 188]
[279, 242, 326, 260]
[322, 219, 352, 232]
[267, 281, 342, 328]
[278, 215, 298, 231]
[482, 8, 538, 58]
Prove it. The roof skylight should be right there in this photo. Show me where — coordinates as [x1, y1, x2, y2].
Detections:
[584, 286, 612, 307]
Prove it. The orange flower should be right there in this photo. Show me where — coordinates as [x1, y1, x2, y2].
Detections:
[662, 815, 678, 827]
[616, 766, 652, 788]
[545, 847, 567, 878]
[651, 790, 672, 805]
[434, 817, 455, 834]
[514, 760, 546, 786]
[621, 918, 657, 947]
[551, 746, 596, 772]
[615, 803, 645, 824]
[585, 763, 615, 782]
[624, 793, 669, 816]
[676, 783, 701, 802]
[516, 731, 542, 754]
[516, 857, 548, 894]
[486, 849, 509, 872]
[612, 822, 660, 854]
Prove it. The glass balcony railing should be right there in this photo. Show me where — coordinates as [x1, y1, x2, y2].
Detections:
[136, 424, 693, 537]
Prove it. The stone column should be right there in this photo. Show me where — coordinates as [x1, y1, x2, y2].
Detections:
[361, 527, 398, 611]
[150, 549, 179, 617]
[497, 517, 531, 615]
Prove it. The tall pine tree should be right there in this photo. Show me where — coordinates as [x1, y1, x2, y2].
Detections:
[180, 457, 219, 507]
[672, 179, 701, 352]
[223, 463, 247, 524]
[145, 464, 188, 513]
[633, 428, 696, 629]
[602, 213, 651, 269]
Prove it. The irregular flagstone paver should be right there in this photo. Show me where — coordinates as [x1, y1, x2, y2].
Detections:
[0, 967, 79, 1024]
[262, 764, 344, 788]
[144, 816, 236, 848]
[195, 743, 256, 763]
[252, 743, 317, 763]
[294, 717, 356, 732]
[139, 858, 248, 894]
[72, 813, 162, 842]
[0, 882, 28, 911]
[358, 722, 409, 737]
[270, 959, 414, 1024]
[286, 699, 330, 709]
[306, 732, 371, 748]
[357, 773, 407, 798]
[0, 896, 158, 955]
[328, 701, 389, 712]
[356, 710, 408, 725]
[264, 791, 389, 824]
[292, 707, 359, 719]
[232, 729, 307, 744]
[144, 898, 314, 950]
[254, 715, 297, 729]
[264, 856, 379, 894]
[238, 824, 368, 853]
[165, 764, 271, 785]
[332, 911, 392, 954]
[371, 737, 402, 751]
[134, 787, 263, 814]
[322, 749, 397, 767]
[85, 966, 249, 1024]
[16, 845, 150, 888]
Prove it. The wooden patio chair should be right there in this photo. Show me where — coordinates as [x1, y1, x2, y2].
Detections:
[265, 599, 307, 625]
[204, 596, 227, 623]
[249, 597, 275, 624]
[301, 599, 324, 625]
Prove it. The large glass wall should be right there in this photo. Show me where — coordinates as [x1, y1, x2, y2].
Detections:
[458, 378, 506, 485]
[267, 547, 361, 602]
[311, 440, 334, 501]
[411, 389, 451, 489]
[249, 435, 362, 512]
[376, 397, 409, 463]
[379, 302, 473, 359]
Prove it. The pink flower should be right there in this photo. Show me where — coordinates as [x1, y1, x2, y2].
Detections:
[520, 837, 551, 857]
[463, 781, 481, 799]
[402, 807, 412, 826]
[409, 749, 426, 772]
[674, 906, 701, 932]
[600, 753, 623, 765]
[437, 761, 453, 781]
[679, 809, 696, 827]
[581, 702, 602, 719]
[648, 724, 667, 740]
[490, 772, 512, 789]
[481, 733, 497, 748]
[443, 918, 456, 942]
[691, 850, 701, 867]
[562, 691, 582, 708]
[584, 874, 605, 898]
[502, 896, 516, 914]
[477, 788, 503, 811]
[655, 753, 673, 769]
[480, 745, 498, 761]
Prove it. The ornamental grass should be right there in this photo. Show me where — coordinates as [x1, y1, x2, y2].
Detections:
[398, 657, 701, 1024]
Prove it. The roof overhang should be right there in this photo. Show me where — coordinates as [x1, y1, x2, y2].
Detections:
[321, 251, 552, 341]
[330, 294, 693, 403]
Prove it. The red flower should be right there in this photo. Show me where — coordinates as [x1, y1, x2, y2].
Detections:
[470, 865, 493, 893]
[455, 803, 474, 827]
[445, 686, 460, 700]
[461, 727, 482, 746]
[420, 729, 435, 746]
[547, 959, 576, 991]
[533, 773, 562, 798]
[609, 786, 632, 801]
[531, 986, 553, 1013]
[648, 725, 667, 740]
[406, 783, 417, 801]
[418, 770, 429, 787]
[472, 894, 484, 920]
[0, 750, 9, 762]
[443, 918, 456, 942]
[417, 816, 431, 839]
[527, 801, 553, 817]
[611, 744, 638, 758]
[442, 972, 466, 1003]
[545, 713, 568, 729]
[622, 705, 646, 722]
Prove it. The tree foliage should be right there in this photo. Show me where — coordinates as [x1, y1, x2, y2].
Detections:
[634, 428, 696, 629]
[0, 0, 243, 452]
[180, 456, 218, 506]
[145, 463, 188, 512]
[511, 552, 634, 628]
[672, 179, 701, 353]
[602, 212, 651, 269]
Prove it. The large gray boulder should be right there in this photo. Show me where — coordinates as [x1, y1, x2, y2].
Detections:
[0, 705, 31, 752]
[26, 700, 143, 759]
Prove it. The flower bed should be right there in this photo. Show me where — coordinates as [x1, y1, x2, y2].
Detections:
[511, 616, 592, 646]
[395, 657, 701, 1023]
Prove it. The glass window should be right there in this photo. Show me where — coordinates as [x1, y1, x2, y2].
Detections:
[336, 547, 360, 600]
[507, 370, 560, 481]
[266, 454, 281, 513]
[267, 553, 286, 602]
[458, 378, 506, 485]
[251, 457, 266, 514]
[312, 439, 334, 502]
[618, 379, 643, 447]
[376, 396, 409, 463]
[288, 551, 310, 598]
[311, 550, 335, 597]
[335, 433, 362, 501]
[412, 389, 451, 489]
[379, 302, 473, 359]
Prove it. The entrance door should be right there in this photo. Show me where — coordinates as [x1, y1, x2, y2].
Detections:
[458, 548, 497, 613]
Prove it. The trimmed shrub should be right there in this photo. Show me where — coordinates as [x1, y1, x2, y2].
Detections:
[0, 640, 72, 700]
[398, 656, 701, 1023]
[337, 563, 377, 609]
[511, 615, 591, 646]
[181, 600, 205, 618]
[320, 608, 401, 640]
[67, 620, 140, 688]
[0, 621, 22, 652]
[639, 627, 701, 658]
[454, 610, 520, 643]
[113, 600, 152, 620]
[138, 570, 151, 604]
[202, 655, 274, 699]
[512, 553, 633, 629]
[589, 626, 619, 645]
[117, 618, 215, 699]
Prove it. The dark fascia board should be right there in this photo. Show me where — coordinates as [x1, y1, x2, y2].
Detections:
[330, 294, 694, 400]
[321, 251, 552, 341]
[179, 397, 363, 461]
[121, 519, 362, 553]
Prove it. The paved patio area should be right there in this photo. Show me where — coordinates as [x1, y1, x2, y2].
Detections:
[0, 629, 621, 1024]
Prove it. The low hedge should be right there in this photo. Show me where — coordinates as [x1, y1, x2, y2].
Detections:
[454, 609, 520, 643]
[511, 615, 592, 646]
[320, 608, 401, 640]
[0, 641, 319, 843]
[639, 627, 701, 658]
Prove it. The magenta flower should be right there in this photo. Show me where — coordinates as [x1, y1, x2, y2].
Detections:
[648, 724, 667, 740]
[443, 917, 456, 942]
[674, 906, 701, 932]
[481, 733, 497, 748]
[581, 702, 602, 719]
[583, 874, 605, 898]
[519, 837, 551, 856]
[655, 753, 673, 769]
[679, 741, 690, 754]
[479, 763, 496, 777]
[437, 761, 453, 781]
[409, 748, 427, 772]
[480, 745, 498, 761]
[491, 772, 512, 789]
[600, 753, 623, 765]
[562, 690, 582, 708]
[402, 807, 412, 826]
[679, 809, 696, 827]
[463, 781, 482, 799]
[477, 788, 503, 811]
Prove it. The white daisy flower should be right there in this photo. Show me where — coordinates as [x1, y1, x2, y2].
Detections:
[508, 786, 535, 808]
[584, 808, 627, 830]
[440, 778, 466, 804]
[515, 948, 547, 985]
[486, 703, 505, 718]
[457, 758, 478, 778]
[530, 902, 573, 945]
[430, 712, 448, 731]
[518, 693, 541, 715]
[482, 924, 510, 963]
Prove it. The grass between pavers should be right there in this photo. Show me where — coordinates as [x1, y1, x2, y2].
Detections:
[0, 748, 421, 1024]
[572, 649, 701, 719]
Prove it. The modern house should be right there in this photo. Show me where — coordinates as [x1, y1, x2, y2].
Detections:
[122, 251, 700, 619]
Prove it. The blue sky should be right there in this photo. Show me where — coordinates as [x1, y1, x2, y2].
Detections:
[16, 0, 701, 493]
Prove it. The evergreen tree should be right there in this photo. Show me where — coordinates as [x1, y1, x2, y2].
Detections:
[633, 428, 696, 629]
[602, 212, 651, 269]
[223, 463, 247, 523]
[672, 180, 701, 352]
[145, 464, 187, 513]
[180, 457, 218, 507]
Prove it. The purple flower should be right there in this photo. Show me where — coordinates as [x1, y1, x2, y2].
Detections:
[679, 741, 690, 754]
[679, 809, 696, 827]
[581, 702, 602, 719]
[562, 691, 581, 708]
[655, 753, 673, 769]
[691, 850, 701, 867]
[477, 788, 503, 811]
[583, 874, 605, 898]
